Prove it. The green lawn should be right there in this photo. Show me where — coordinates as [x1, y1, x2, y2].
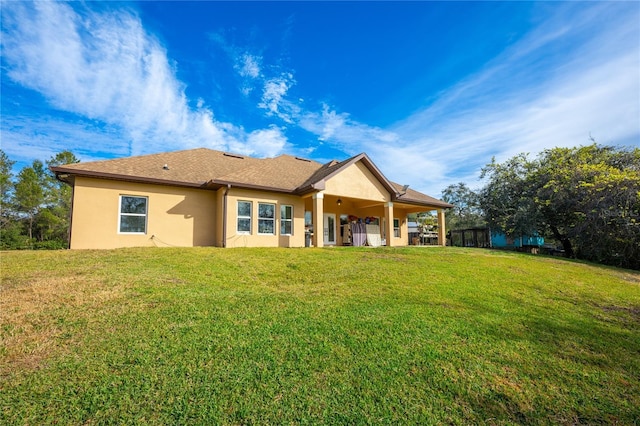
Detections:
[1, 247, 639, 424]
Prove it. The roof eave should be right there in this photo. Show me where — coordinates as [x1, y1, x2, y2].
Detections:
[50, 166, 207, 189]
[393, 196, 454, 209]
[293, 181, 326, 195]
[50, 166, 75, 186]
[207, 179, 296, 194]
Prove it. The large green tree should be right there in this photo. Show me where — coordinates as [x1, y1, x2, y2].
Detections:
[38, 151, 79, 244]
[532, 145, 639, 267]
[480, 153, 542, 248]
[13, 161, 45, 241]
[0, 150, 13, 203]
[441, 182, 485, 230]
[480, 144, 640, 269]
[0, 150, 22, 248]
[2, 150, 79, 249]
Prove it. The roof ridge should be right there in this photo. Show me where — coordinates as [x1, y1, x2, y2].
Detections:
[269, 153, 323, 165]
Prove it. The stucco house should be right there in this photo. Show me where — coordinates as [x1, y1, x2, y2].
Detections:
[51, 148, 452, 249]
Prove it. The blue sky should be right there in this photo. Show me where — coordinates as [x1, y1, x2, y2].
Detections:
[2, 1, 639, 197]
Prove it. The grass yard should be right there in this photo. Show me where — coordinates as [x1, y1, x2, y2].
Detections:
[1, 247, 639, 425]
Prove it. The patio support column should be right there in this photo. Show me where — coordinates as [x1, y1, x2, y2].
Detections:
[312, 192, 324, 248]
[384, 202, 394, 247]
[437, 209, 446, 246]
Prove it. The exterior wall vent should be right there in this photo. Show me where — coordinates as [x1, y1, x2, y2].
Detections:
[223, 152, 245, 159]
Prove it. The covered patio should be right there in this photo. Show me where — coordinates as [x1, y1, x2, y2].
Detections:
[287, 152, 452, 248]
[302, 192, 447, 248]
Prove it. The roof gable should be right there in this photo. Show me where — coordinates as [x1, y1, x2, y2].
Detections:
[294, 153, 397, 195]
[323, 159, 391, 202]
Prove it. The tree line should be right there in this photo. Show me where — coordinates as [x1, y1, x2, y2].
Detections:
[442, 144, 640, 270]
[1, 150, 78, 249]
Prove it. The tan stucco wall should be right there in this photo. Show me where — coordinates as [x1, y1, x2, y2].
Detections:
[69, 160, 425, 249]
[70, 177, 217, 249]
[224, 188, 306, 248]
[323, 162, 390, 202]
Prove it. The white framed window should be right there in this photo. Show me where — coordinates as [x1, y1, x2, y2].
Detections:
[119, 195, 148, 234]
[237, 201, 252, 234]
[280, 205, 293, 235]
[393, 218, 401, 238]
[258, 203, 275, 235]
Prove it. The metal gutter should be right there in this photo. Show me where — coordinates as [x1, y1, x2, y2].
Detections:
[49, 167, 207, 189]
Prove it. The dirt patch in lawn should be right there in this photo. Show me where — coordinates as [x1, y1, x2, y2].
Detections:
[0, 274, 128, 376]
[591, 303, 640, 328]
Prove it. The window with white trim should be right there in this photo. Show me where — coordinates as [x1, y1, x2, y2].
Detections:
[119, 195, 148, 234]
[237, 201, 252, 234]
[393, 218, 401, 238]
[281, 205, 293, 235]
[258, 203, 275, 235]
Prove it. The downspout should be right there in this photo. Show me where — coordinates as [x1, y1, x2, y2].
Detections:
[67, 185, 75, 249]
[222, 184, 231, 248]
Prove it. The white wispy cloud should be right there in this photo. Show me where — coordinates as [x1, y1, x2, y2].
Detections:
[1, 113, 130, 165]
[210, 34, 302, 125]
[2, 2, 637, 201]
[299, 104, 398, 148]
[292, 2, 640, 196]
[234, 53, 262, 95]
[1, 2, 287, 162]
[296, 104, 448, 191]
[386, 2, 640, 195]
[258, 73, 298, 123]
[237, 53, 261, 79]
[244, 127, 290, 157]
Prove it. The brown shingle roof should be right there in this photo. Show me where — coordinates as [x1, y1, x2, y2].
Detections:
[391, 182, 453, 208]
[212, 154, 323, 191]
[52, 148, 451, 208]
[52, 148, 262, 187]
